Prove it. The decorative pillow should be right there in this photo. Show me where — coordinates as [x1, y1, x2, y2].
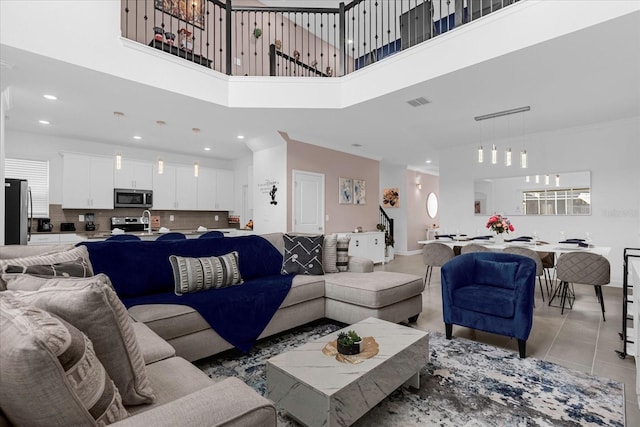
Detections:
[281, 234, 325, 275]
[0, 296, 128, 426]
[170, 251, 243, 295]
[0, 245, 94, 290]
[4, 257, 92, 278]
[8, 274, 155, 406]
[336, 236, 351, 272]
[3, 271, 115, 292]
[475, 259, 519, 290]
[322, 234, 339, 274]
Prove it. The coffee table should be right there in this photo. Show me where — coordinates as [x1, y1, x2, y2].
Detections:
[266, 317, 429, 426]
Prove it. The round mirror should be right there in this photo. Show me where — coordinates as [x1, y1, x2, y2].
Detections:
[427, 192, 438, 218]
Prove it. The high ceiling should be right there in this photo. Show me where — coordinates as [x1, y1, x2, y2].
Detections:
[1, 8, 638, 174]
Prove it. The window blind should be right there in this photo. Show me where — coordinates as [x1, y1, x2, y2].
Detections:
[5, 158, 50, 218]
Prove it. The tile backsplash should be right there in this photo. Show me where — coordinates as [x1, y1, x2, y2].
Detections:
[45, 204, 232, 233]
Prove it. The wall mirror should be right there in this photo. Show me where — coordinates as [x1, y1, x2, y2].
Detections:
[474, 171, 591, 216]
[427, 192, 438, 218]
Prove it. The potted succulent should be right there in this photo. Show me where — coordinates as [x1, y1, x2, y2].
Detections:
[337, 330, 362, 355]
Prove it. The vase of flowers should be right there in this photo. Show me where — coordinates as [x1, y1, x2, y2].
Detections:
[486, 214, 514, 243]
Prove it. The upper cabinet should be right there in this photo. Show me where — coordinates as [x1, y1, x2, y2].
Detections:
[152, 163, 177, 210]
[62, 154, 114, 209]
[114, 159, 153, 189]
[215, 169, 234, 211]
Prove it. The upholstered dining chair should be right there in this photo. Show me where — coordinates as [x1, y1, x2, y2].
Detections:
[441, 252, 537, 358]
[106, 234, 141, 241]
[155, 232, 187, 241]
[553, 252, 610, 320]
[198, 230, 224, 239]
[460, 244, 491, 254]
[503, 246, 546, 302]
[422, 242, 455, 287]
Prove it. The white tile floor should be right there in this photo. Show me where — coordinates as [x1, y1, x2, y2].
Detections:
[376, 254, 639, 425]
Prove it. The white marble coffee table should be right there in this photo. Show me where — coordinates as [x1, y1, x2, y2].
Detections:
[266, 317, 430, 426]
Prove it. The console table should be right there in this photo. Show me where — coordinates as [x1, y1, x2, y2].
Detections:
[148, 40, 212, 68]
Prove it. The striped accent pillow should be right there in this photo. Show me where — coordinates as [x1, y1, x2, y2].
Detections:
[322, 234, 339, 273]
[170, 251, 243, 295]
[0, 296, 128, 426]
[336, 236, 351, 272]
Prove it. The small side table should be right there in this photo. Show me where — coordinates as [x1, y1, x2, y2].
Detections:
[148, 40, 212, 68]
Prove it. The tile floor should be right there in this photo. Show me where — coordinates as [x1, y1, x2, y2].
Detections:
[376, 254, 639, 425]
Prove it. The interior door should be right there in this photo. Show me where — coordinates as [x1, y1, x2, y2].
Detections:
[293, 170, 324, 234]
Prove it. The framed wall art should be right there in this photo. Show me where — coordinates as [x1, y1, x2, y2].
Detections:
[339, 177, 353, 204]
[353, 179, 366, 205]
[382, 187, 400, 208]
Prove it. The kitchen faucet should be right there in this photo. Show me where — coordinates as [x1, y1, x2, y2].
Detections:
[142, 210, 152, 234]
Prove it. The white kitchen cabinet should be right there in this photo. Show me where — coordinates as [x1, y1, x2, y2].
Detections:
[152, 163, 177, 210]
[114, 159, 153, 189]
[28, 233, 83, 246]
[62, 154, 114, 209]
[175, 166, 198, 210]
[215, 169, 234, 210]
[196, 167, 217, 210]
[338, 231, 385, 264]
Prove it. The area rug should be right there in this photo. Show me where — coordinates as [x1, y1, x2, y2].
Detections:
[195, 322, 625, 426]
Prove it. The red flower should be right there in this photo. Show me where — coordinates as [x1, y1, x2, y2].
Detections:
[509, 224, 515, 232]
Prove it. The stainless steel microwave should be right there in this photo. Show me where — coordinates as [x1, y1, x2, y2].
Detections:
[114, 188, 153, 208]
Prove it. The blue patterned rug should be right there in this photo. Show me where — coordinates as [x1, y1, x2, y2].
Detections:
[195, 321, 625, 426]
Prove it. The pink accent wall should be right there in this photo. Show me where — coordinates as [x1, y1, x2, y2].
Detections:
[285, 137, 380, 234]
[406, 171, 439, 252]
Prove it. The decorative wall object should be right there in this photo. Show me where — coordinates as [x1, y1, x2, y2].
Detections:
[382, 188, 399, 208]
[269, 185, 278, 205]
[353, 179, 366, 205]
[339, 177, 353, 204]
[155, 0, 206, 29]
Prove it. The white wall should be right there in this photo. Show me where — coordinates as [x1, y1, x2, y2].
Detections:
[4, 130, 233, 205]
[0, 89, 9, 244]
[439, 117, 640, 286]
[252, 144, 286, 233]
[232, 154, 253, 226]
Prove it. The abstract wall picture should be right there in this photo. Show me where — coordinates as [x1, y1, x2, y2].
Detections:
[382, 188, 400, 208]
[354, 179, 366, 205]
[339, 177, 353, 204]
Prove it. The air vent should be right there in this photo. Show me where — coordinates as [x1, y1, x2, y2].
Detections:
[407, 97, 430, 107]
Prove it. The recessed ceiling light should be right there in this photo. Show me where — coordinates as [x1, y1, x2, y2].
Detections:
[237, 135, 245, 140]
[133, 135, 142, 140]
[192, 127, 200, 133]
[204, 147, 211, 151]
[351, 143, 362, 147]
[38, 120, 50, 125]
[113, 111, 125, 118]
[43, 94, 57, 100]
[348, 39, 353, 44]
[156, 120, 166, 126]
[425, 160, 432, 164]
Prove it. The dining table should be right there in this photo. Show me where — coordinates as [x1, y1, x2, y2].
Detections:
[417, 239, 611, 257]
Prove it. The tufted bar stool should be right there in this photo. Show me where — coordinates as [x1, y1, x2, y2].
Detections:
[422, 242, 455, 287]
[553, 252, 610, 320]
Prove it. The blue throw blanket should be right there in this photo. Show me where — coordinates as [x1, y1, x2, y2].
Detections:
[82, 235, 293, 353]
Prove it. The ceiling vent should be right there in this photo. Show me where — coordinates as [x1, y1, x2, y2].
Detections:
[406, 97, 430, 107]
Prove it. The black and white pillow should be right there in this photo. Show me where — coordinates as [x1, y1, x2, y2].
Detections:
[281, 235, 324, 275]
[170, 252, 243, 295]
[336, 236, 351, 272]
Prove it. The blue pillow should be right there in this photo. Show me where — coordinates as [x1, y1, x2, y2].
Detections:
[475, 259, 518, 290]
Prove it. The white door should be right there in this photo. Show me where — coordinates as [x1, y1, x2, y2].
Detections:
[293, 170, 324, 234]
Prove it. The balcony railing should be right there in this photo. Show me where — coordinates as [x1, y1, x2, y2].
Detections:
[122, 0, 520, 77]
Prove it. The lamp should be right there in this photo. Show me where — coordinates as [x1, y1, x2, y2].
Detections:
[474, 106, 531, 169]
[520, 149, 528, 169]
[491, 144, 497, 164]
[555, 174, 560, 187]
[157, 158, 164, 174]
[525, 175, 530, 183]
[115, 152, 122, 170]
[545, 174, 550, 185]
[505, 148, 512, 167]
[535, 175, 540, 184]
[194, 162, 199, 177]
[478, 146, 484, 163]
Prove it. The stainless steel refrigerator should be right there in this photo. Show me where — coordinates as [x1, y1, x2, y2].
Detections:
[4, 178, 30, 245]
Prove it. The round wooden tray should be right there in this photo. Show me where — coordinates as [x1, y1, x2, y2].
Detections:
[322, 336, 379, 364]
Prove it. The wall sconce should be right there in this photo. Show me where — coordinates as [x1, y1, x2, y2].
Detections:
[416, 183, 422, 190]
[491, 144, 497, 164]
[477, 146, 484, 163]
[157, 158, 164, 174]
[193, 162, 199, 177]
[555, 174, 560, 187]
[115, 152, 122, 170]
[504, 148, 512, 167]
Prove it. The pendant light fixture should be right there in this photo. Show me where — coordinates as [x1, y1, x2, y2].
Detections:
[520, 150, 528, 169]
[545, 174, 550, 185]
[525, 175, 530, 183]
[115, 152, 122, 170]
[193, 162, 199, 177]
[157, 158, 164, 174]
[555, 174, 560, 187]
[478, 146, 484, 163]
[535, 175, 540, 184]
[491, 144, 497, 164]
[474, 106, 531, 168]
[505, 148, 512, 167]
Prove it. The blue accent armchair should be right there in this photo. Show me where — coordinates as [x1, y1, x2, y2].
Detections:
[441, 252, 537, 358]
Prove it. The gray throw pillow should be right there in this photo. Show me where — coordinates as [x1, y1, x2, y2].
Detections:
[4, 257, 92, 278]
[281, 234, 325, 275]
[0, 295, 129, 426]
[170, 252, 243, 295]
[323, 234, 339, 273]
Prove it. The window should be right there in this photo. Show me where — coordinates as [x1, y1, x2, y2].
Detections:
[522, 187, 590, 215]
[5, 158, 50, 218]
